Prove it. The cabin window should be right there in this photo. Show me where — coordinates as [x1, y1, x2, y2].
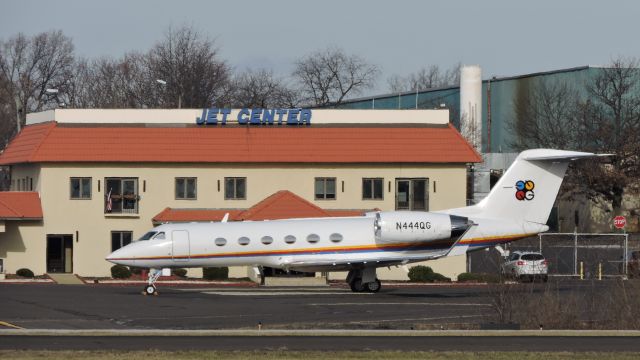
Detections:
[261, 236, 274, 245]
[175, 177, 197, 200]
[225, 177, 246, 200]
[330, 233, 343, 243]
[70, 177, 92, 199]
[111, 231, 133, 251]
[215, 237, 227, 246]
[362, 178, 383, 200]
[315, 177, 336, 200]
[307, 234, 320, 243]
[284, 235, 296, 244]
[238, 236, 250, 246]
[154, 232, 166, 240]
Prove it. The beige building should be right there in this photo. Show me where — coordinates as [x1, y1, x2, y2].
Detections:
[0, 108, 480, 280]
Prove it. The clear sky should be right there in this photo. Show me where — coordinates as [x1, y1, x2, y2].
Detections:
[1, 0, 638, 95]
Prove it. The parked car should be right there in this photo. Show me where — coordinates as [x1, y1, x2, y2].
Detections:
[501, 251, 548, 282]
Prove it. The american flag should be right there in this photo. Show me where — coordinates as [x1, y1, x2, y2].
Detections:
[106, 188, 112, 212]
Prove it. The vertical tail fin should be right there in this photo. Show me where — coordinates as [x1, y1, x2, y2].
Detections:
[473, 149, 601, 224]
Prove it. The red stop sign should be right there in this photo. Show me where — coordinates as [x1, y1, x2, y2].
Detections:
[613, 216, 626, 229]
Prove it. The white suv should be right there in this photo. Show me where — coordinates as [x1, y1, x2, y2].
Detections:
[502, 251, 548, 282]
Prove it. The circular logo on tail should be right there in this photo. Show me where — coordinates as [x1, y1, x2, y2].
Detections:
[515, 180, 535, 201]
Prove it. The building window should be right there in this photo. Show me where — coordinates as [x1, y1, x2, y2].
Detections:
[175, 177, 197, 200]
[225, 177, 246, 200]
[362, 178, 383, 200]
[105, 178, 139, 214]
[70, 177, 92, 199]
[111, 231, 132, 251]
[396, 178, 429, 211]
[315, 177, 336, 200]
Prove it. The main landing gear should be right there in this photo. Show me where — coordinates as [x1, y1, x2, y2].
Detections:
[347, 268, 381, 293]
[143, 268, 161, 296]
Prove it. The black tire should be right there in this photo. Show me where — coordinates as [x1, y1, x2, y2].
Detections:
[144, 285, 156, 296]
[349, 278, 365, 292]
[365, 279, 381, 293]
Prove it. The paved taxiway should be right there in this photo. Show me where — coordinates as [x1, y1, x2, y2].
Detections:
[0, 284, 496, 330]
[2, 282, 639, 351]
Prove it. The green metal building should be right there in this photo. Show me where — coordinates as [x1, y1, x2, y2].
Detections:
[336, 66, 599, 154]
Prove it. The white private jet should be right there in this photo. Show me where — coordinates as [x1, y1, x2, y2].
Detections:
[106, 149, 602, 295]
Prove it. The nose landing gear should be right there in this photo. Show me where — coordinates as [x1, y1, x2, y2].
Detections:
[143, 268, 161, 296]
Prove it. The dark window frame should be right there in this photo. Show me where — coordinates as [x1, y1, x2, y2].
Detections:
[315, 177, 337, 200]
[70, 177, 92, 200]
[104, 177, 139, 214]
[362, 178, 384, 200]
[224, 177, 247, 200]
[111, 231, 133, 252]
[175, 177, 197, 200]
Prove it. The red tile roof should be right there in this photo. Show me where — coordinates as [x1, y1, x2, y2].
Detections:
[152, 190, 375, 223]
[0, 192, 43, 220]
[153, 208, 243, 223]
[0, 122, 481, 165]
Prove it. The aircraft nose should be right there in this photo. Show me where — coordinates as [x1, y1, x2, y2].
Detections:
[105, 246, 136, 266]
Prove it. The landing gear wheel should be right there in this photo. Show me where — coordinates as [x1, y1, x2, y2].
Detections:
[349, 278, 365, 292]
[365, 279, 381, 293]
[144, 284, 157, 296]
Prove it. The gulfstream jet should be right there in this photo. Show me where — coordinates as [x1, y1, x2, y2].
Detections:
[106, 149, 602, 295]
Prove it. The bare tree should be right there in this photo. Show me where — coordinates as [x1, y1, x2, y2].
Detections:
[69, 53, 158, 109]
[0, 30, 75, 135]
[146, 25, 230, 108]
[387, 62, 461, 93]
[292, 47, 379, 106]
[511, 80, 583, 150]
[510, 57, 640, 214]
[229, 68, 298, 108]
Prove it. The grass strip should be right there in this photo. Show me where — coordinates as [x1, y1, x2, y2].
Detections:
[1, 351, 640, 360]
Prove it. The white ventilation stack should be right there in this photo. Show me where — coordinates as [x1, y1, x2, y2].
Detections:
[460, 65, 482, 153]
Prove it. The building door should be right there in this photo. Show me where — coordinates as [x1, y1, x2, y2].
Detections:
[395, 178, 429, 211]
[46, 235, 73, 273]
[172, 230, 190, 262]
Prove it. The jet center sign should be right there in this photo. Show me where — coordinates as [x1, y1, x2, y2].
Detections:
[197, 108, 312, 126]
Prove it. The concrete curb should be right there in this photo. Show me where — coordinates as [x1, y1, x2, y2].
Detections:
[0, 279, 55, 283]
[2, 329, 640, 337]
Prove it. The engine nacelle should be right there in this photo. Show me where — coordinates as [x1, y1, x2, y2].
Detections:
[375, 211, 471, 244]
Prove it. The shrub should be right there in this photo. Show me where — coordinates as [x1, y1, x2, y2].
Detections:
[16, 268, 34, 278]
[457, 272, 501, 283]
[172, 268, 187, 277]
[110, 265, 131, 279]
[129, 267, 143, 275]
[408, 265, 451, 282]
[203, 267, 228, 280]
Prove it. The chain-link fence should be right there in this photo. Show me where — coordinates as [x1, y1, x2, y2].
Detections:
[467, 233, 635, 278]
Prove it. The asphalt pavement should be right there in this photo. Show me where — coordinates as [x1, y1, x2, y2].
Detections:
[1, 281, 638, 352]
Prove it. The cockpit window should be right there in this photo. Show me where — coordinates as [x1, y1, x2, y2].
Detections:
[154, 232, 166, 240]
[139, 231, 157, 241]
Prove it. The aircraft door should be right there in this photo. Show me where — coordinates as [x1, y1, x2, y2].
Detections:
[172, 230, 190, 262]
